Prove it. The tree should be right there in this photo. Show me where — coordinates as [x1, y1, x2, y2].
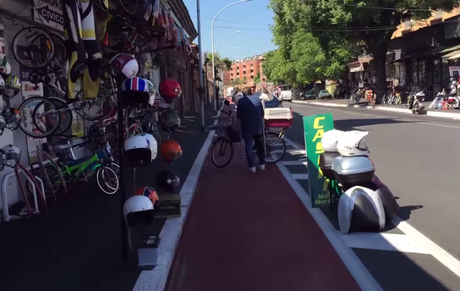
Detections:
[206, 52, 225, 70]
[221, 57, 233, 70]
[232, 78, 240, 86]
[254, 72, 261, 84]
[269, 0, 459, 100]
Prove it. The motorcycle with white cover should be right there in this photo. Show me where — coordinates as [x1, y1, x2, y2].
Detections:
[319, 130, 398, 234]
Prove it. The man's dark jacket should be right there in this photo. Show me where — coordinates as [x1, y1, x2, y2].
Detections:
[236, 94, 264, 137]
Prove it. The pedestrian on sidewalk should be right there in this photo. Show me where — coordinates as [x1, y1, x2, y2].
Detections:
[237, 83, 266, 172]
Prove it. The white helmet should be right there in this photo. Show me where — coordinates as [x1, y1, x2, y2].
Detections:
[122, 195, 154, 226]
[109, 53, 139, 78]
[321, 129, 344, 152]
[2, 144, 21, 165]
[139, 133, 158, 160]
[123, 133, 156, 166]
[336, 131, 370, 157]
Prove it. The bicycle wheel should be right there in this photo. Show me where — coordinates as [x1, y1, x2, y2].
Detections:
[211, 136, 233, 168]
[46, 97, 73, 136]
[12, 27, 55, 69]
[96, 166, 119, 195]
[18, 97, 61, 138]
[265, 131, 286, 163]
[75, 96, 116, 121]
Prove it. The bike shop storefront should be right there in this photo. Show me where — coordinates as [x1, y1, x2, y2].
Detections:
[0, 0, 198, 290]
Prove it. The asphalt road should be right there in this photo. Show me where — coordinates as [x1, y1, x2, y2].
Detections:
[286, 102, 460, 262]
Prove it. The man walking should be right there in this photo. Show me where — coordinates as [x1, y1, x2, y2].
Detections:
[236, 83, 266, 172]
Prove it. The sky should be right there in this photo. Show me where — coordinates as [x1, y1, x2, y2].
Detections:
[183, 0, 276, 60]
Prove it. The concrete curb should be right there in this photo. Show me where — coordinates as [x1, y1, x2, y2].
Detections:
[292, 100, 460, 120]
[132, 112, 221, 291]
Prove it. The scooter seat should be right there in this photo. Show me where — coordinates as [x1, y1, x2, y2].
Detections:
[447, 99, 456, 103]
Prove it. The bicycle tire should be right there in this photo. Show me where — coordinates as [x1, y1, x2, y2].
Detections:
[47, 97, 73, 136]
[18, 96, 61, 138]
[76, 97, 116, 121]
[12, 27, 55, 70]
[211, 136, 233, 168]
[96, 166, 119, 195]
[31, 97, 73, 136]
[265, 131, 286, 164]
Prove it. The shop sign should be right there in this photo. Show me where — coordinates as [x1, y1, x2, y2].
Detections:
[33, 0, 64, 31]
[303, 113, 334, 208]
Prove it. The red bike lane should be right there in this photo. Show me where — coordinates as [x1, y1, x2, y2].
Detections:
[165, 143, 361, 291]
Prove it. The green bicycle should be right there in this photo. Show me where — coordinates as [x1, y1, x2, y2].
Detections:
[35, 141, 120, 195]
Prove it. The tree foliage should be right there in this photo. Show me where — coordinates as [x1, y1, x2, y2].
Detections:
[268, 0, 459, 97]
[221, 57, 233, 70]
[265, 0, 358, 85]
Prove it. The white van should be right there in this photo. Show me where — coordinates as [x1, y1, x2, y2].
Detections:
[279, 84, 292, 101]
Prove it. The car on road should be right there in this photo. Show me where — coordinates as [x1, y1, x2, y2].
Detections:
[279, 84, 292, 101]
[305, 89, 317, 99]
[317, 90, 332, 99]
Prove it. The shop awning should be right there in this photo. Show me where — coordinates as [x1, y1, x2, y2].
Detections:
[392, 44, 460, 63]
[346, 61, 364, 72]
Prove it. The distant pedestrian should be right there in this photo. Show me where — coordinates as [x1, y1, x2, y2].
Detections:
[237, 83, 266, 172]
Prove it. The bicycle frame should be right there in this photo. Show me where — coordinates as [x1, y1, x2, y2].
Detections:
[61, 154, 102, 180]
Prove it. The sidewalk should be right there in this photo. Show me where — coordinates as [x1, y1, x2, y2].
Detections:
[164, 145, 361, 291]
[293, 99, 460, 120]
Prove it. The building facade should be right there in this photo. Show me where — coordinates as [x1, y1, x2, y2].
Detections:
[227, 55, 265, 86]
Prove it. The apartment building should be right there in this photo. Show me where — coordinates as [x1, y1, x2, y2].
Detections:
[225, 55, 265, 86]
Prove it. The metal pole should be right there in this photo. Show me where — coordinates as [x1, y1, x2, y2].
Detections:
[211, 0, 251, 112]
[197, 0, 205, 127]
[117, 75, 128, 262]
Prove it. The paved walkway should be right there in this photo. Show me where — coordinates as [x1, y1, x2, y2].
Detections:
[165, 144, 361, 291]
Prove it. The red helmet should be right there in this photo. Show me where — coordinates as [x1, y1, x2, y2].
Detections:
[159, 79, 182, 103]
[134, 186, 159, 205]
[160, 140, 182, 164]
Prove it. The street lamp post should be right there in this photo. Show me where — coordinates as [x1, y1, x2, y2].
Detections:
[211, 0, 251, 111]
[214, 31, 240, 100]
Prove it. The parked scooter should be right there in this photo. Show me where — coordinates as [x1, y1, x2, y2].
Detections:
[407, 88, 425, 114]
[319, 130, 399, 234]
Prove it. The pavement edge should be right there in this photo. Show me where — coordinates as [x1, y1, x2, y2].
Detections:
[278, 138, 384, 291]
[132, 111, 221, 291]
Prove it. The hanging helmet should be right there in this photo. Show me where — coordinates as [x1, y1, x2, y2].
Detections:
[2, 144, 21, 165]
[159, 79, 182, 103]
[134, 186, 159, 206]
[121, 77, 153, 108]
[109, 53, 139, 78]
[122, 195, 154, 226]
[0, 115, 6, 135]
[160, 140, 182, 164]
[156, 170, 181, 194]
[123, 134, 156, 166]
[160, 109, 181, 134]
[450, 87, 457, 96]
[336, 131, 370, 157]
[0, 57, 11, 77]
[321, 129, 344, 152]
[0, 75, 5, 94]
[139, 133, 158, 160]
[0, 148, 6, 171]
[3, 75, 21, 98]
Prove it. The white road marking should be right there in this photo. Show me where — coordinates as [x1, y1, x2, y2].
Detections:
[291, 173, 309, 180]
[340, 233, 431, 254]
[418, 122, 460, 130]
[287, 149, 306, 155]
[276, 160, 384, 291]
[393, 218, 460, 278]
[282, 160, 308, 166]
[283, 137, 460, 280]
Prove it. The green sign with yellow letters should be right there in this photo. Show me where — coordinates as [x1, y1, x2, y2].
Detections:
[303, 113, 334, 208]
